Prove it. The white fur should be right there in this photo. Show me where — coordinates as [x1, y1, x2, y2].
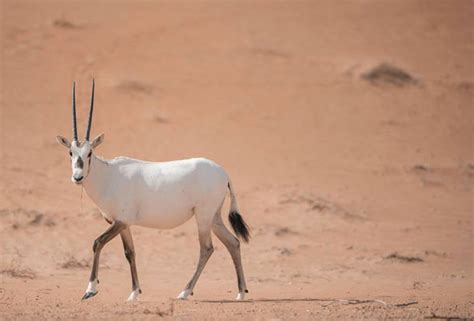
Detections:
[177, 289, 193, 300]
[236, 292, 246, 300]
[127, 289, 140, 302]
[86, 280, 98, 294]
[83, 155, 229, 228]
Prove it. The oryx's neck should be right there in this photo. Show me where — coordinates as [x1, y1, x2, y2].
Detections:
[83, 154, 111, 207]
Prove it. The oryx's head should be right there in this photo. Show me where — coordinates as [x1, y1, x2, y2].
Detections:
[56, 80, 104, 184]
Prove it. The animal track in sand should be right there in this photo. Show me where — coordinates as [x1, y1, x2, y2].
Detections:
[274, 227, 299, 237]
[410, 164, 473, 190]
[114, 80, 154, 95]
[279, 194, 365, 221]
[0, 208, 56, 229]
[0, 266, 36, 279]
[60, 255, 90, 269]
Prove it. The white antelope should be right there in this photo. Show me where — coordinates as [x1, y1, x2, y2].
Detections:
[56, 80, 250, 301]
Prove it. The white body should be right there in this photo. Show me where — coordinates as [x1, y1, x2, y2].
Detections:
[57, 81, 248, 302]
[84, 156, 230, 229]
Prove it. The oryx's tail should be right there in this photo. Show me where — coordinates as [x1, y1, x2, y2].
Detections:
[227, 181, 250, 243]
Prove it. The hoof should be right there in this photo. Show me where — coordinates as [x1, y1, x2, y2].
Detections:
[127, 289, 140, 302]
[236, 292, 246, 300]
[177, 289, 193, 300]
[81, 291, 98, 301]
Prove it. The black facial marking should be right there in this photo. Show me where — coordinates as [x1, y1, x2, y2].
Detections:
[69, 151, 72, 157]
[76, 157, 84, 169]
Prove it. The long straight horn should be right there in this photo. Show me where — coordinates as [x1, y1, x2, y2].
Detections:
[72, 81, 78, 141]
[84, 79, 95, 141]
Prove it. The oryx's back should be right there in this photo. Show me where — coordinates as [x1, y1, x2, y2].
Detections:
[104, 157, 229, 228]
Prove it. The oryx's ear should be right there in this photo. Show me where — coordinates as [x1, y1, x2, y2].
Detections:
[91, 133, 104, 149]
[56, 135, 71, 148]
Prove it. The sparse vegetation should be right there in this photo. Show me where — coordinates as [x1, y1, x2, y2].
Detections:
[61, 256, 90, 269]
[384, 252, 424, 263]
[52, 19, 77, 29]
[362, 63, 418, 87]
[1, 267, 36, 279]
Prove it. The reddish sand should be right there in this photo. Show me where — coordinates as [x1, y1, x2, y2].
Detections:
[1, 1, 472, 320]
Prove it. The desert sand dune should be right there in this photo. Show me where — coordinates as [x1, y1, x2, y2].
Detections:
[0, 0, 472, 320]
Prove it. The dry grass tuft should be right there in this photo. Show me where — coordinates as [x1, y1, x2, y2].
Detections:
[385, 252, 424, 263]
[52, 19, 77, 29]
[362, 63, 417, 87]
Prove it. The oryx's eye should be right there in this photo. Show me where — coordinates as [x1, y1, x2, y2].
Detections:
[69, 151, 72, 157]
[88, 151, 92, 157]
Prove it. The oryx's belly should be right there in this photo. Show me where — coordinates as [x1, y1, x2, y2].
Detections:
[96, 195, 197, 228]
[133, 205, 195, 229]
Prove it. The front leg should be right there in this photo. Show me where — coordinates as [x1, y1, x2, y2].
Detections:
[82, 221, 127, 301]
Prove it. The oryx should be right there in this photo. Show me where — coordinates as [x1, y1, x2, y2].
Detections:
[56, 80, 250, 301]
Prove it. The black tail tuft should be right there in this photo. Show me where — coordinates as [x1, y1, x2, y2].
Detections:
[229, 211, 250, 243]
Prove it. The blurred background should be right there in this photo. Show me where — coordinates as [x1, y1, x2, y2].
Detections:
[1, 1, 472, 320]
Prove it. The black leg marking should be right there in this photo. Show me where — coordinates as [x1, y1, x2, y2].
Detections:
[84, 221, 126, 301]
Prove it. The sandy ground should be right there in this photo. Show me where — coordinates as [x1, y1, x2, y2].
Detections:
[1, 0, 473, 320]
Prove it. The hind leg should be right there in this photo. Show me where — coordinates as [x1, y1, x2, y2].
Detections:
[120, 227, 141, 301]
[177, 208, 214, 300]
[212, 213, 248, 300]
